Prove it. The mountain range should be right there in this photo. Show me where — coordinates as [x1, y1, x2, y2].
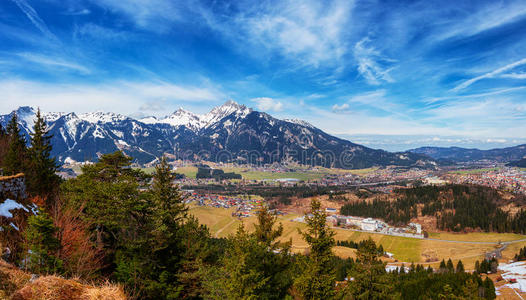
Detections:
[408, 145, 526, 163]
[1, 101, 438, 169]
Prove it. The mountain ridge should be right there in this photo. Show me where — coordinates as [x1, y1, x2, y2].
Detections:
[408, 145, 526, 163]
[0, 102, 437, 169]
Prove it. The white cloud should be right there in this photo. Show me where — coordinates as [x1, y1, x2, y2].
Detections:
[500, 73, 526, 79]
[452, 58, 526, 91]
[332, 103, 350, 113]
[435, 1, 526, 41]
[354, 38, 395, 85]
[16, 53, 90, 74]
[74, 23, 130, 40]
[0, 80, 225, 116]
[251, 97, 283, 112]
[89, 0, 183, 31]
[10, 0, 59, 42]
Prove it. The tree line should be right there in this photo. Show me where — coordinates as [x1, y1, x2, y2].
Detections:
[340, 185, 526, 233]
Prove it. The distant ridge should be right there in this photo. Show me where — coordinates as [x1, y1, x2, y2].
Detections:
[408, 145, 526, 163]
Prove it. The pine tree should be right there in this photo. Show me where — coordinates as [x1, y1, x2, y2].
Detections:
[446, 259, 454, 273]
[346, 237, 395, 299]
[439, 260, 447, 273]
[151, 156, 187, 232]
[115, 155, 188, 299]
[456, 260, 465, 273]
[25, 210, 63, 274]
[294, 198, 336, 300]
[203, 207, 293, 299]
[4, 112, 27, 175]
[28, 108, 60, 205]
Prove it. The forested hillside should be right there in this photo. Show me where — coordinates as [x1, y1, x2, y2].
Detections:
[340, 185, 526, 233]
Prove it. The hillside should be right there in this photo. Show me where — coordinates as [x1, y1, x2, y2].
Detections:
[340, 184, 526, 233]
[0, 103, 437, 169]
[508, 158, 526, 168]
[408, 145, 526, 163]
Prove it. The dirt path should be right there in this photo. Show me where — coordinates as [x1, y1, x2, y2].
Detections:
[215, 219, 236, 238]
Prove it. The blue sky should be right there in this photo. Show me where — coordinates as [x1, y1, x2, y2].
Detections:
[1, 0, 526, 151]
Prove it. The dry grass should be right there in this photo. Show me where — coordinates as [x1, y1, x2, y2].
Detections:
[81, 282, 126, 300]
[191, 205, 526, 270]
[0, 259, 126, 300]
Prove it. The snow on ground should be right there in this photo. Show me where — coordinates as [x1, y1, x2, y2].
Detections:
[0, 199, 29, 218]
[498, 261, 526, 293]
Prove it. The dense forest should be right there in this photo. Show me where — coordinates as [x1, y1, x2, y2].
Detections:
[340, 185, 526, 233]
[0, 111, 497, 299]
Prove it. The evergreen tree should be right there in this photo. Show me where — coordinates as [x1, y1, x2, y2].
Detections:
[115, 155, 188, 299]
[4, 112, 27, 175]
[439, 260, 447, 273]
[28, 108, 60, 205]
[203, 207, 293, 299]
[294, 198, 336, 300]
[62, 151, 149, 274]
[345, 237, 395, 299]
[446, 259, 455, 273]
[456, 260, 465, 273]
[25, 210, 63, 274]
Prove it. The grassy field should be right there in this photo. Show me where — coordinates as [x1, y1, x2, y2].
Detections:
[428, 232, 526, 243]
[449, 168, 499, 175]
[188, 206, 526, 269]
[169, 165, 378, 181]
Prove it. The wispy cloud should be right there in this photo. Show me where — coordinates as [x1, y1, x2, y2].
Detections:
[74, 23, 130, 41]
[10, 0, 59, 42]
[251, 97, 283, 112]
[16, 53, 90, 74]
[452, 58, 526, 91]
[354, 38, 396, 85]
[62, 8, 91, 16]
[89, 0, 183, 31]
[500, 73, 526, 79]
[435, 1, 526, 41]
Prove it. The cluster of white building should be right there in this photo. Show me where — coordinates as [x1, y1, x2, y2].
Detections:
[319, 209, 425, 239]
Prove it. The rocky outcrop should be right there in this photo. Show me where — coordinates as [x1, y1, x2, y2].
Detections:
[0, 174, 26, 200]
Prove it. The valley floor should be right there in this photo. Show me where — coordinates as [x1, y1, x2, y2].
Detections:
[190, 205, 526, 271]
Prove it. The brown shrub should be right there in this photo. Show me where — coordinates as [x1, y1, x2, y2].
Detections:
[53, 202, 104, 279]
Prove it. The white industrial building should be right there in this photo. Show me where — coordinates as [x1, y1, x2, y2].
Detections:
[360, 218, 379, 231]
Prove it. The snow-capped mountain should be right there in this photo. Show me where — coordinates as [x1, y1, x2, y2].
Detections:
[0, 102, 437, 168]
[140, 108, 204, 131]
[139, 100, 252, 132]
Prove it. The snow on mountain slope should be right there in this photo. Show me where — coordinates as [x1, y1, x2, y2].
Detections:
[79, 111, 129, 124]
[0, 100, 438, 168]
[201, 100, 252, 127]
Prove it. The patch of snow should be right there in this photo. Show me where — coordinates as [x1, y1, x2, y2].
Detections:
[92, 126, 105, 139]
[10, 223, 19, 231]
[79, 111, 128, 124]
[117, 140, 129, 146]
[202, 100, 251, 127]
[64, 157, 76, 164]
[498, 261, 526, 292]
[0, 199, 29, 218]
[284, 118, 315, 128]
